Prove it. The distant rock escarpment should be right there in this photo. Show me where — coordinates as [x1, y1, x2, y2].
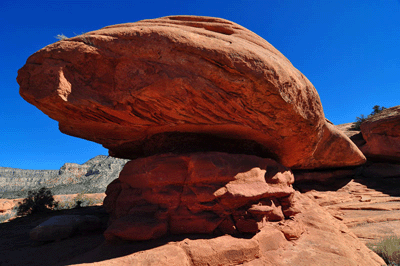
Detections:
[17, 16, 383, 265]
[0, 155, 128, 199]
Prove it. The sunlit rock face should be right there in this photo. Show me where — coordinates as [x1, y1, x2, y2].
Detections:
[102, 152, 298, 241]
[17, 15, 365, 169]
[360, 105, 400, 162]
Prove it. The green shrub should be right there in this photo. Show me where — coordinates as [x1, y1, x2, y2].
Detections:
[16, 187, 58, 216]
[367, 235, 400, 265]
[351, 105, 386, 130]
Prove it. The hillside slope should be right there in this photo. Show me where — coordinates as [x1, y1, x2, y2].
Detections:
[0, 156, 128, 199]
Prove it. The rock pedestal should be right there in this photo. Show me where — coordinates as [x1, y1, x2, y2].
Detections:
[103, 152, 299, 241]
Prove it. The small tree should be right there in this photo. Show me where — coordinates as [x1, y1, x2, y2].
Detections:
[17, 187, 58, 216]
[351, 105, 386, 130]
[371, 105, 386, 116]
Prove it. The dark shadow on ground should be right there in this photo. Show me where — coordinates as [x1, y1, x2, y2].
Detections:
[0, 206, 109, 266]
[294, 163, 400, 197]
[58, 232, 254, 266]
[0, 204, 255, 266]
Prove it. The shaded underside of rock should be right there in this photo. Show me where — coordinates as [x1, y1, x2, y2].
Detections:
[18, 15, 365, 169]
[360, 105, 400, 162]
[103, 152, 298, 241]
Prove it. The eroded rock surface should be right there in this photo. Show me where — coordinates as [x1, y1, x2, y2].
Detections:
[17, 16, 364, 169]
[303, 178, 400, 244]
[360, 105, 400, 162]
[103, 152, 298, 241]
[65, 192, 384, 266]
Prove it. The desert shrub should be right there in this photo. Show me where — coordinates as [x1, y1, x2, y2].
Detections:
[351, 105, 386, 130]
[16, 187, 58, 216]
[367, 235, 400, 265]
[55, 34, 68, 41]
[55, 196, 76, 210]
[54, 192, 103, 210]
[74, 191, 102, 208]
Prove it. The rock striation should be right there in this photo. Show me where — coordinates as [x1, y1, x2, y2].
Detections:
[0, 155, 128, 199]
[17, 15, 365, 169]
[303, 179, 400, 245]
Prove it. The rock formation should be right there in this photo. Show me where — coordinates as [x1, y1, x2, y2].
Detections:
[103, 152, 298, 241]
[16, 15, 384, 265]
[17, 16, 365, 169]
[303, 179, 400, 245]
[29, 214, 102, 242]
[360, 105, 400, 162]
[0, 155, 128, 199]
[64, 192, 384, 266]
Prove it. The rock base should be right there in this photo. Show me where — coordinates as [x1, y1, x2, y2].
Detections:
[103, 152, 299, 241]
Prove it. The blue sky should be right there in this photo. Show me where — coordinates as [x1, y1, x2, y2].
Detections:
[1, 0, 399, 170]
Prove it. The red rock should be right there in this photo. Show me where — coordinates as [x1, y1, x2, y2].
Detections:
[103, 214, 168, 241]
[360, 105, 400, 161]
[0, 199, 15, 213]
[179, 235, 260, 266]
[17, 16, 365, 169]
[65, 192, 385, 266]
[104, 152, 296, 241]
[303, 178, 400, 244]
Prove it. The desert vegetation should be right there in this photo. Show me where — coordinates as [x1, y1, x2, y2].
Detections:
[351, 105, 386, 130]
[55, 191, 103, 210]
[367, 235, 400, 266]
[16, 187, 58, 216]
[0, 187, 103, 223]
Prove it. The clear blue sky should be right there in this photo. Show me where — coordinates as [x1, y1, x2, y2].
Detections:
[1, 1, 399, 170]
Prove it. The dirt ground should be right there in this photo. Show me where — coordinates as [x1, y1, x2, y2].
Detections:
[0, 206, 109, 266]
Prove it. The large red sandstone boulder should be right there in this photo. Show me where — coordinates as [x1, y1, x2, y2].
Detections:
[65, 192, 385, 266]
[360, 105, 400, 162]
[103, 152, 299, 241]
[17, 15, 364, 169]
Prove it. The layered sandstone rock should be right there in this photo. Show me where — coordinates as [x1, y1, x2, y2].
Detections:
[17, 15, 364, 169]
[103, 152, 299, 241]
[360, 105, 400, 162]
[303, 179, 400, 245]
[67, 192, 385, 266]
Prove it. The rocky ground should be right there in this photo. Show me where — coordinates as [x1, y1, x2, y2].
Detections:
[300, 176, 400, 245]
[1, 170, 397, 265]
